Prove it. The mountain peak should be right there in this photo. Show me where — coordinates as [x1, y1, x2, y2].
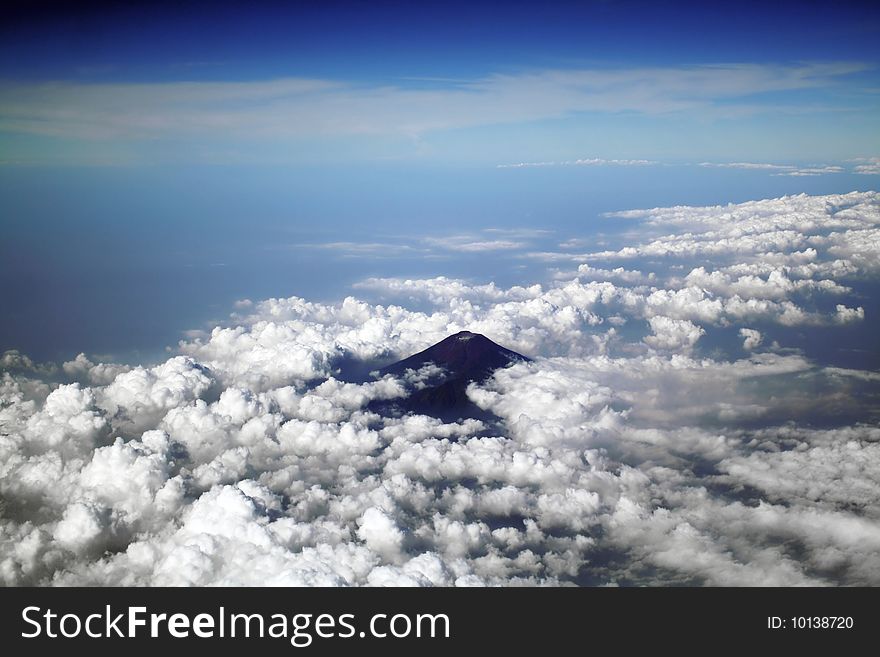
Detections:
[372, 331, 529, 424]
[380, 331, 528, 382]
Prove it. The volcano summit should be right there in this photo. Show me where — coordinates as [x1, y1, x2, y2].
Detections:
[371, 331, 530, 422]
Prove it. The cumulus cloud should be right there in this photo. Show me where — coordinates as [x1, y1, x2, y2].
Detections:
[739, 328, 763, 350]
[1, 350, 57, 377]
[596, 193, 880, 282]
[644, 316, 705, 352]
[571, 264, 655, 284]
[1, 191, 878, 587]
[98, 357, 216, 437]
[62, 353, 131, 386]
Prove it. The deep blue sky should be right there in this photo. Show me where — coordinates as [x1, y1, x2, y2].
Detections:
[2, 1, 879, 80]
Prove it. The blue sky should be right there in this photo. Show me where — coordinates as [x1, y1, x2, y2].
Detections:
[3, 1, 879, 78]
[1, 0, 879, 165]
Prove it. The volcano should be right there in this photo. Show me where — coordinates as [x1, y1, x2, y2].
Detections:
[371, 331, 529, 422]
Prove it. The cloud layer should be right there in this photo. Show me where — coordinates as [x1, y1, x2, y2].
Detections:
[1, 191, 878, 586]
[0, 63, 867, 142]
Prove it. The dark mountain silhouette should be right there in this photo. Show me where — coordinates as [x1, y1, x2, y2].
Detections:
[370, 331, 530, 423]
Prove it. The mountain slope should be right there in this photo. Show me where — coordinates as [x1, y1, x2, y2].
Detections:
[371, 331, 529, 422]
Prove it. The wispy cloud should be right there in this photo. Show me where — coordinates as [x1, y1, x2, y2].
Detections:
[496, 161, 557, 169]
[699, 161, 795, 171]
[298, 231, 534, 258]
[502, 159, 854, 176]
[773, 165, 844, 177]
[291, 241, 427, 258]
[0, 63, 868, 143]
[483, 228, 554, 238]
[518, 250, 594, 262]
[498, 157, 656, 169]
[423, 236, 526, 252]
[699, 161, 844, 176]
[306, 230, 676, 265]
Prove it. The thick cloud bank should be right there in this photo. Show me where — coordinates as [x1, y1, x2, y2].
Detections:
[2, 191, 879, 586]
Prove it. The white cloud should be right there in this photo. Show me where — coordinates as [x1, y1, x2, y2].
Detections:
[22, 383, 109, 457]
[1, 350, 57, 377]
[357, 507, 406, 563]
[572, 264, 655, 284]
[739, 328, 763, 350]
[62, 353, 131, 386]
[684, 266, 850, 300]
[98, 357, 215, 436]
[644, 316, 705, 352]
[717, 425, 880, 513]
[595, 192, 880, 278]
